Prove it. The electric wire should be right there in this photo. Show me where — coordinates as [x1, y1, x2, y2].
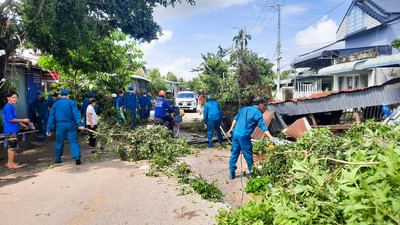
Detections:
[282, 0, 349, 42]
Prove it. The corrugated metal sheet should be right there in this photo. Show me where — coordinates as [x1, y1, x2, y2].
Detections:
[284, 117, 311, 140]
[267, 78, 400, 116]
[383, 106, 400, 125]
[362, 54, 400, 69]
[252, 111, 274, 140]
[251, 111, 288, 140]
[318, 60, 366, 76]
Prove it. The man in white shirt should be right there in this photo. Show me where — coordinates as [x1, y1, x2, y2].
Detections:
[86, 98, 98, 148]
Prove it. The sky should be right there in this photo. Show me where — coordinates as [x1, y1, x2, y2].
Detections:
[138, 0, 353, 80]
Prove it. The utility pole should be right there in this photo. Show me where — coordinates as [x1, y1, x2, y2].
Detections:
[267, 2, 284, 94]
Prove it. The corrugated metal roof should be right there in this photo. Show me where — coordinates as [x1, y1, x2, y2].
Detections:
[130, 75, 150, 82]
[267, 78, 400, 116]
[362, 54, 400, 69]
[252, 111, 275, 140]
[383, 106, 400, 125]
[251, 111, 288, 140]
[284, 118, 311, 140]
[368, 0, 400, 14]
[318, 60, 366, 76]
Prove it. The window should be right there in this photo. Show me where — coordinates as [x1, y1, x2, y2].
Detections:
[177, 92, 194, 98]
[339, 76, 344, 90]
[347, 76, 353, 89]
[360, 74, 368, 87]
[347, 5, 364, 34]
[355, 76, 360, 88]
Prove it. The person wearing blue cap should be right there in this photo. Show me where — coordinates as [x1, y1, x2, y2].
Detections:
[32, 90, 49, 139]
[145, 92, 152, 119]
[138, 91, 149, 119]
[203, 95, 223, 147]
[81, 92, 97, 131]
[123, 87, 138, 128]
[46, 89, 84, 165]
[114, 90, 125, 123]
[226, 97, 274, 179]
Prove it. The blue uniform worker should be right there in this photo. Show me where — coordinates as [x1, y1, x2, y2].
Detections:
[33, 90, 49, 139]
[203, 95, 223, 147]
[123, 87, 138, 128]
[81, 92, 97, 128]
[227, 97, 274, 179]
[46, 89, 84, 165]
[138, 91, 149, 119]
[154, 91, 175, 132]
[47, 92, 55, 107]
[115, 91, 124, 123]
[145, 94, 152, 119]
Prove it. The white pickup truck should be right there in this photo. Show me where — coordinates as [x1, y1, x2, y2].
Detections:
[175, 91, 197, 112]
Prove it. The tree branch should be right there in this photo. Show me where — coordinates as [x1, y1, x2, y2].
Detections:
[0, 0, 12, 12]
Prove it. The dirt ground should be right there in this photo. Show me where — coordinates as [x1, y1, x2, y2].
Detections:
[0, 111, 253, 225]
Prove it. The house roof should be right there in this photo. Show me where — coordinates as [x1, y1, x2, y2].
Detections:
[130, 75, 150, 82]
[367, 0, 400, 14]
[318, 53, 400, 76]
[337, 0, 400, 37]
[267, 78, 400, 116]
[318, 59, 366, 75]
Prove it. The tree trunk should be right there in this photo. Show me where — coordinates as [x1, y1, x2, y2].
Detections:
[74, 70, 78, 100]
[0, 54, 6, 79]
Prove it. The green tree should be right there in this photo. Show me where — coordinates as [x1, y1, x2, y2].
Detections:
[232, 29, 252, 50]
[281, 69, 295, 80]
[0, 0, 195, 78]
[178, 77, 185, 83]
[147, 68, 168, 95]
[392, 39, 400, 50]
[148, 68, 162, 81]
[166, 72, 178, 82]
[38, 30, 144, 99]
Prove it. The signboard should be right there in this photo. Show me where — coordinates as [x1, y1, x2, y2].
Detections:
[41, 71, 59, 83]
[33, 73, 41, 84]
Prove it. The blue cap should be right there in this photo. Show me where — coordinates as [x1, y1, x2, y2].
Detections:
[60, 89, 70, 95]
[36, 90, 43, 95]
[128, 87, 134, 90]
[88, 92, 94, 97]
[143, 91, 147, 94]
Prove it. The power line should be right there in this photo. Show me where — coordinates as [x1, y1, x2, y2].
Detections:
[282, 0, 348, 41]
[250, 0, 268, 35]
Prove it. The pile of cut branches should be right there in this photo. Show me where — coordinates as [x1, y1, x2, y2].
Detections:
[217, 121, 400, 224]
[95, 122, 192, 167]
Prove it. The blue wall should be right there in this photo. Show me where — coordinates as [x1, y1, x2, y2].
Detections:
[345, 18, 400, 54]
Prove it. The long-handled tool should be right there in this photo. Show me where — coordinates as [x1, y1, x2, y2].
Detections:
[220, 126, 232, 144]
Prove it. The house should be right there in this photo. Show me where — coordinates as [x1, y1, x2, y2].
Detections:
[129, 75, 151, 94]
[1, 58, 44, 125]
[164, 80, 180, 97]
[289, 0, 400, 98]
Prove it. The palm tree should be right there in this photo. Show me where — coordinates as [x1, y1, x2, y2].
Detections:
[232, 29, 252, 50]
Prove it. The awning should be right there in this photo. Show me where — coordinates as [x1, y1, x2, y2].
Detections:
[318, 60, 366, 76]
[361, 54, 400, 69]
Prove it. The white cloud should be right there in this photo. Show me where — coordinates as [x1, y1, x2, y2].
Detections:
[295, 15, 338, 49]
[139, 30, 173, 54]
[159, 57, 200, 80]
[282, 5, 308, 16]
[154, 0, 256, 21]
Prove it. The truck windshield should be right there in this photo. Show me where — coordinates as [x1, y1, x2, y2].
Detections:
[177, 93, 194, 98]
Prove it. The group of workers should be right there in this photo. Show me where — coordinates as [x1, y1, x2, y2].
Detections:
[113, 87, 152, 126]
[5, 86, 274, 180]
